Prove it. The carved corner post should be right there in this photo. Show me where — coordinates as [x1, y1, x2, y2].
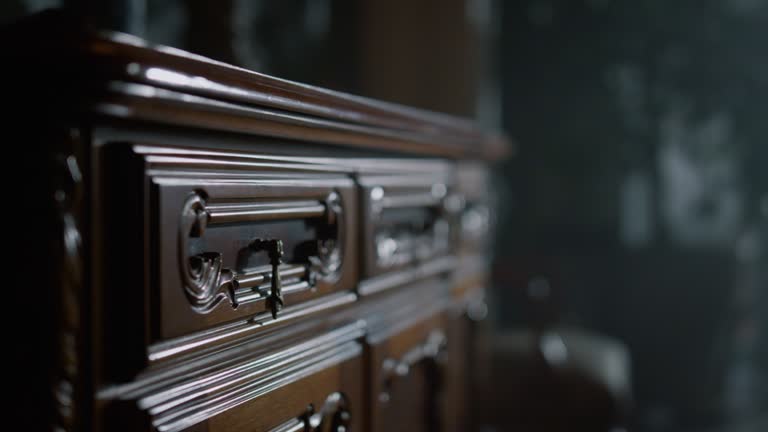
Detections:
[52, 129, 87, 432]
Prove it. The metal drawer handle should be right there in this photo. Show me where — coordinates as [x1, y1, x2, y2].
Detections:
[379, 330, 447, 404]
[249, 238, 284, 319]
[269, 392, 350, 432]
[369, 184, 458, 268]
[304, 392, 351, 432]
[179, 191, 342, 316]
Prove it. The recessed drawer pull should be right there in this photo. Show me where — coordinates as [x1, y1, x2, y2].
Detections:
[179, 191, 343, 317]
[367, 183, 455, 272]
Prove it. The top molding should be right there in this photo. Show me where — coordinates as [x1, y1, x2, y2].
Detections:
[3, 10, 511, 160]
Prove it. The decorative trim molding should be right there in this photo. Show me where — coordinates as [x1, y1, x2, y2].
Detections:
[102, 322, 365, 432]
[52, 130, 85, 432]
[177, 190, 343, 318]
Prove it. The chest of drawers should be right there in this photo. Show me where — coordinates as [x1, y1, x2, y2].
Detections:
[6, 12, 507, 432]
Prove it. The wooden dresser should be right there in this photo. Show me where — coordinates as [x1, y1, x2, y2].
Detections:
[6, 13, 508, 432]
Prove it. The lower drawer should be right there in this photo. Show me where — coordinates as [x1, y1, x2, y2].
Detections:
[366, 313, 448, 432]
[200, 352, 364, 432]
[100, 322, 365, 432]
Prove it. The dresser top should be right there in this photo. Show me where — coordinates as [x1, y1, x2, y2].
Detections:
[4, 11, 510, 160]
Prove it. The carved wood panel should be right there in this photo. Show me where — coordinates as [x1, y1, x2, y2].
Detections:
[366, 312, 448, 432]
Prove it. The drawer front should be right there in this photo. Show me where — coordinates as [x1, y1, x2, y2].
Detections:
[452, 163, 492, 301]
[155, 175, 356, 339]
[101, 322, 366, 432]
[203, 352, 364, 432]
[455, 163, 493, 257]
[100, 144, 358, 367]
[366, 313, 448, 432]
[359, 173, 458, 282]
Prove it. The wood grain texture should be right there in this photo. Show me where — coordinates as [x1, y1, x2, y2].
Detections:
[3, 10, 510, 160]
[3, 10, 505, 431]
[100, 322, 366, 432]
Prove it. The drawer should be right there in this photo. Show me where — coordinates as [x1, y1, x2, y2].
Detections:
[451, 256, 489, 301]
[452, 163, 492, 301]
[366, 312, 448, 432]
[101, 322, 366, 432]
[204, 356, 364, 432]
[441, 310, 472, 432]
[99, 144, 358, 372]
[358, 170, 459, 294]
[455, 163, 493, 256]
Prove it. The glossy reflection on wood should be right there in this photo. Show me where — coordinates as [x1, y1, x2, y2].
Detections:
[5, 11, 508, 432]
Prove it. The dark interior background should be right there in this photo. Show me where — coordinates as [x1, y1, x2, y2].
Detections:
[3, 1, 766, 431]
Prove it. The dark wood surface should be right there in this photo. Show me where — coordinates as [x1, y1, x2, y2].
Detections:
[3, 10, 509, 160]
[6, 12, 505, 432]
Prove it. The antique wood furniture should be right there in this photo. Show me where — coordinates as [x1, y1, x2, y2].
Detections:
[7, 12, 507, 432]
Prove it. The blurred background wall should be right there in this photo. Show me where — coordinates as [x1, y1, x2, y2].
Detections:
[3, 1, 766, 431]
[496, 2, 767, 431]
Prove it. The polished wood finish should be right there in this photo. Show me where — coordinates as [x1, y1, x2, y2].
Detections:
[6, 11, 506, 432]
